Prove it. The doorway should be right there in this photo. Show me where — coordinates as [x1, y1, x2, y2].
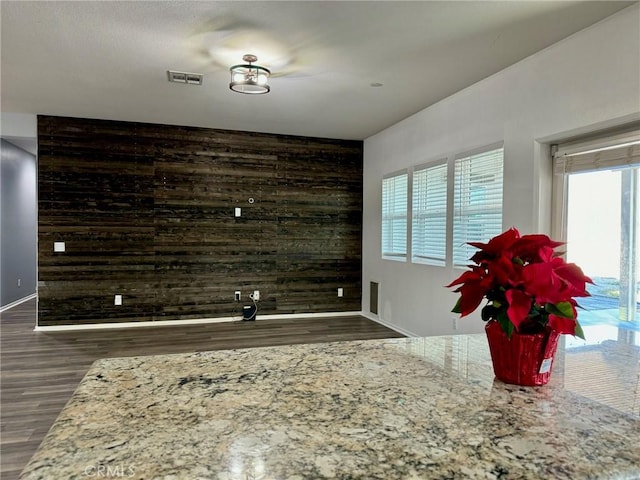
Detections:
[552, 127, 640, 346]
[566, 167, 638, 326]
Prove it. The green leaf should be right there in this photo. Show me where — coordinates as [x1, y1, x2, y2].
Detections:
[546, 301, 574, 319]
[451, 297, 462, 314]
[497, 311, 514, 338]
[574, 320, 585, 340]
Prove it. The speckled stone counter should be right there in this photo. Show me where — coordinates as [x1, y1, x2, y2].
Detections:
[20, 333, 640, 479]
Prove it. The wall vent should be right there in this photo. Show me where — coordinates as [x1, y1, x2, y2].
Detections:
[370, 282, 379, 315]
[167, 70, 203, 85]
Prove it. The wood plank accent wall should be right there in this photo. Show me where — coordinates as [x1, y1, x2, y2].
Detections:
[37, 116, 363, 326]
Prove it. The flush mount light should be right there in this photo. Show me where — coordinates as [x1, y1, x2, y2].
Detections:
[229, 54, 271, 94]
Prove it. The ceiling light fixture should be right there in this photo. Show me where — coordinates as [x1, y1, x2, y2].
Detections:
[229, 54, 270, 95]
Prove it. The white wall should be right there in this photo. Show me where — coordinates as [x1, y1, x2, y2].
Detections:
[1, 112, 38, 155]
[1, 139, 37, 307]
[0, 112, 37, 138]
[362, 5, 640, 337]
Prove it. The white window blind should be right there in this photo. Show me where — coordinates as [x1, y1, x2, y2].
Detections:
[412, 162, 447, 266]
[382, 172, 408, 259]
[553, 129, 640, 175]
[453, 146, 504, 267]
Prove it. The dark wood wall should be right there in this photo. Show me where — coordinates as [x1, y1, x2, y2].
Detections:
[37, 116, 363, 326]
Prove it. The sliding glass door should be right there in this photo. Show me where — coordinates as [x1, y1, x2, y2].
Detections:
[565, 167, 639, 326]
[552, 126, 640, 343]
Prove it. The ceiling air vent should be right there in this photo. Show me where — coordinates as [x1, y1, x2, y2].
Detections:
[167, 70, 203, 85]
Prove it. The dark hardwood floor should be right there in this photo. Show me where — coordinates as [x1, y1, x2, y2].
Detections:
[0, 298, 403, 480]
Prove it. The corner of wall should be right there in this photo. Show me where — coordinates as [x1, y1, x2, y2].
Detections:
[1, 112, 37, 138]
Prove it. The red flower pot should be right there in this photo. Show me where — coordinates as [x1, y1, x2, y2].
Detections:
[485, 320, 560, 386]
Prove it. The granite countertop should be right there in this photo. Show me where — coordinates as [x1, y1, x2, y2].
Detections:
[20, 333, 640, 479]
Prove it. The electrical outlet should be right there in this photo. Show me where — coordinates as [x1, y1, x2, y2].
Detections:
[17, 279, 21, 287]
[452, 317, 458, 330]
[234, 207, 241, 217]
[337, 287, 344, 297]
[251, 290, 260, 301]
[114, 295, 123, 306]
[235, 291, 241, 301]
[54, 241, 65, 252]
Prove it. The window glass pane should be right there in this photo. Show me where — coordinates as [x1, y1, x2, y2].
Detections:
[382, 173, 408, 259]
[565, 167, 639, 342]
[412, 162, 447, 266]
[453, 147, 504, 266]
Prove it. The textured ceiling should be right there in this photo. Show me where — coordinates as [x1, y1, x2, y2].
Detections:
[0, 1, 634, 140]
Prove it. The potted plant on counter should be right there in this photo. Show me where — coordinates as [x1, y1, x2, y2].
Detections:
[447, 227, 592, 386]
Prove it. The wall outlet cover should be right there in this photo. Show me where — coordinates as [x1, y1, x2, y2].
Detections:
[54, 242, 65, 252]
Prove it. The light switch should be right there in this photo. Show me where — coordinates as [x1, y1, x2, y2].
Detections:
[114, 295, 123, 306]
[235, 207, 241, 217]
[54, 242, 65, 252]
[338, 288, 344, 297]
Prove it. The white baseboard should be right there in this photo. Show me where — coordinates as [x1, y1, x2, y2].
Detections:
[257, 311, 361, 321]
[34, 310, 363, 332]
[0, 293, 37, 313]
[360, 311, 418, 337]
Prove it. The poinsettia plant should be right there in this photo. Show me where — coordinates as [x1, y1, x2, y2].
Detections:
[447, 227, 592, 339]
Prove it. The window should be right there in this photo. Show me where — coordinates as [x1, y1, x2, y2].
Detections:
[412, 161, 447, 266]
[453, 145, 504, 267]
[382, 172, 408, 260]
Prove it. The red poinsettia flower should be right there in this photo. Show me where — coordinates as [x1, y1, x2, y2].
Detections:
[505, 289, 533, 330]
[553, 260, 592, 296]
[446, 267, 491, 317]
[510, 235, 564, 263]
[549, 314, 577, 336]
[469, 227, 520, 264]
[448, 227, 591, 338]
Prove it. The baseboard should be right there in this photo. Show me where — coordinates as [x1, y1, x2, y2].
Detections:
[360, 311, 418, 337]
[257, 311, 362, 321]
[0, 293, 37, 313]
[34, 310, 363, 332]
